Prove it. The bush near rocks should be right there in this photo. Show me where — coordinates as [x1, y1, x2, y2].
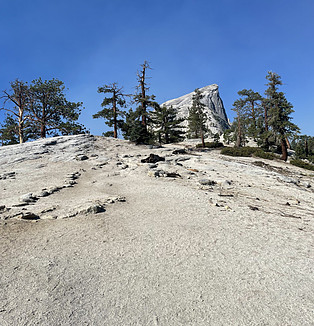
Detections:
[290, 159, 314, 171]
[221, 146, 275, 160]
[196, 142, 224, 149]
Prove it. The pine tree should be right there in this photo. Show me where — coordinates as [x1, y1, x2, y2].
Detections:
[0, 115, 19, 145]
[0, 79, 31, 144]
[123, 61, 158, 144]
[150, 105, 185, 144]
[29, 78, 85, 138]
[122, 108, 151, 144]
[237, 89, 262, 140]
[93, 83, 126, 138]
[232, 98, 247, 147]
[187, 88, 207, 147]
[264, 72, 299, 161]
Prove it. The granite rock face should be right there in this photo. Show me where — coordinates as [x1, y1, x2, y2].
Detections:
[161, 84, 230, 135]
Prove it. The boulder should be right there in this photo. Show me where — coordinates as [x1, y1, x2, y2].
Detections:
[141, 154, 165, 163]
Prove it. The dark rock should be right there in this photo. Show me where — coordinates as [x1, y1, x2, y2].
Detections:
[172, 149, 188, 155]
[75, 154, 89, 161]
[141, 154, 165, 163]
[166, 172, 181, 178]
[19, 212, 40, 220]
[0, 205, 5, 211]
[199, 179, 217, 186]
[249, 206, 259, 211]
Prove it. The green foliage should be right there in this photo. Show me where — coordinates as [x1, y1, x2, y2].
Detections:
[150, 105, 185, 144]
[93, 83, 125, 138]
[290, 159, 314, 171]
[187, 89, 207, 139]
[29, 78, 85, 138]
[133, 61, 158, 130]
[196, 142, 224, 149]
[231, 98, 247, 147]
[236, 89, 263, 140]
[221, 146, 275, 160]
[122, 109, 152, 144]
[264, 72, 299, 160]
[223, 125, 236, 144]
[291, 135, 314, 162]
[0, 115, 19, 145]
[103, 131, 114, 137]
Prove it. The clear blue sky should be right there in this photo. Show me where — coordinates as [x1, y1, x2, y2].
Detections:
[1, 0, 313, 136]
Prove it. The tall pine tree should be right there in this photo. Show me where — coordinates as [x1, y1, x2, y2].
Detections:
[93, 83, 126, 138]
[150, 105, 185, 144]
[187, 88, 207, 147]
[264, 72, 299, 161]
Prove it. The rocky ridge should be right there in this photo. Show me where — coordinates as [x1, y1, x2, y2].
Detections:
[161, 84, 230, 135]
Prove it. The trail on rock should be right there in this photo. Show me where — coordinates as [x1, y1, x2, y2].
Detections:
[0, 135, 314, 325]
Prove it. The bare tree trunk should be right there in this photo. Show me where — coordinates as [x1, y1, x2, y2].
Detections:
[200, 130, 205, 148]
[305, 137, 309, 157]
[41, 104, 46, 138]
[113, 91, 117, 138]
[140, 65, 146, 128]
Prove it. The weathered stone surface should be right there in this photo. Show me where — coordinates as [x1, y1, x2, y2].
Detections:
[161, 84, 230, 135]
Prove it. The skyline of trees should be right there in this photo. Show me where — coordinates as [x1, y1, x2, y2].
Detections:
[0, 67, 309, 163]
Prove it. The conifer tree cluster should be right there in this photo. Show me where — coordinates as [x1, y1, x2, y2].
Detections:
[0, 78, 87, 145]
[226, 72, 300, 161]
[93, 61, 188, 145]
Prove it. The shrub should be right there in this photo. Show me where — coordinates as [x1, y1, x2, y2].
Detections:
[290, 159, 314, 171]
[221, 146, 275, 160]
[220, 146, 256, 157]
[253, 149, 275, 160]
[196, 142, 224, 149]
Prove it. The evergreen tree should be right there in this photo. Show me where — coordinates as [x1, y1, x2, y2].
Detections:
[122, 108, 151, 144]
[93, 83, 126, 138]
[237, 89, 263, 140]
[150, 105, 185, 144]
[187, 88, 207, 147]
[0, 115, 19, 145]
[123, 61, 158, 144]
[291, 135, 314, 162]
[264, 72, 299, 161]
[29, 78, 85, 138]
[232, 98, 247, 147]
[133, 61, 158, 130]
[0, 79, 31, 144]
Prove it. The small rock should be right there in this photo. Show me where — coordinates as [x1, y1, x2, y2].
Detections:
[141, 154, 165, 163]
[85, 204, 106, 214]
[172, 149, 188, 155]
[249, 206, 259, 211]
[0, 205, 5, 211]
[19, 193, 37, 203]
[199, 179, 216, 186]
[37, 190, 49, 197]
[75, 154, 89, 161]
[19, 212, 40, 220]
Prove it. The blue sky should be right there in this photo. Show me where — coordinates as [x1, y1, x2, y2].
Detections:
[1, 0, 313, 136]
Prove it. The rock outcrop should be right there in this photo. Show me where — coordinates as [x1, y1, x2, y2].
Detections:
[161, 84, 229, 135]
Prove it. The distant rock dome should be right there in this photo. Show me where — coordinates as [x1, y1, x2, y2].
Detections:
[161, 84, 230, 135]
